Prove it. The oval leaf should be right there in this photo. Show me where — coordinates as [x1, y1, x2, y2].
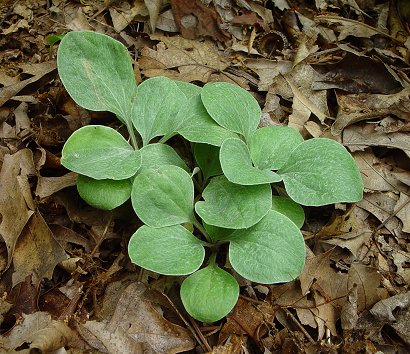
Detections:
[220, 138, 282, 185]
[229, 210, 306, 283]
[195, 176, 272, 229]
[249, 126, 304, 170]
[174, 81, 202, 100]
[271, 196, 305, 228]
[180, 264, 239, 322]
[140, 143, 188, 172]
[177, 95, 237, 146]
[131, 76, 187, 145]
[128, 225, 205, 275]
[61, 125, 141, 180]
[278, 138, 364, 206]
[77, 175, 132, 210]
[132, 165, 195, 227]
[193, 144, 222, 181]
[201, 82, 260, 141]
[57, 31, 136, 119]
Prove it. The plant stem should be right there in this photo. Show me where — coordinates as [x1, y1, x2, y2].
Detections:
[192, 218, 212, 243]
[158, 132, 177, 144]
[125, 120, 138, 150]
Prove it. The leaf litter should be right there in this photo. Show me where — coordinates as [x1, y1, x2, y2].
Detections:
[0, 0, 410, 352]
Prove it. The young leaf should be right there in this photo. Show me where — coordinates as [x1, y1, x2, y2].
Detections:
[193, 144, 222, 181]
[271, 196, 305, 228]
[249, 126, 304, 170]
[180, 263, 239, 322]
[132, 165, 195, 227]
[140, 143, 188, 172]
[195, 176, 272, 229]
[128, 225, 205, 275]
[201, 82, 261, 141]
[278, 138, 364, 206]
[176, 95, 237, 146]
[220, 138, 282, 185]
[61, 125, 141, 180]
[57, 31, 136, 119]
[131, 76, 187, 145]
[77, 175, 132, 210]
[229, 210, 306, 283]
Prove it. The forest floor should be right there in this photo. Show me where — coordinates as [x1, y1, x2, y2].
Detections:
[0, 0, 410, 353]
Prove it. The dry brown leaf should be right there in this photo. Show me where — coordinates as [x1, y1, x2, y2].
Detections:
[12, 212, 67, 287]
[144, 0, 162, 32]
[35, 172, 77, 200]
[246, 59, 292, 91]
[395, 193, 410, 233]
[0, 149, 36, 273]
[109, 1, 148, 33]
[370, 291, 410, 322]
[139, 34, 228, 82]
[340, 284, 358, 331]
[79, 282, 195, 353]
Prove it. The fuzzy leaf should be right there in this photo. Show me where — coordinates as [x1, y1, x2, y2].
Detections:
[174, 81, 202, 100]
[271, 196, 305, 228]
[278, 138, 364, 206]
[249, 126, 304, 170]
[229, 210, 306, 283]
[220, 138, 281, 185]
[195, 176, 272, 229]
[132, 165, 195, 227]
[77, 175, 132, 210]
[128, 225, 205, 275]
[180, 264, 239, 322]
[140, 143, 188, 172]
[201, 82, 260, 141]
[61, 125, 141, 180]
[57, 31, 136, 120]
[193, 144, 222, 181]
[131, 76, 187, 145]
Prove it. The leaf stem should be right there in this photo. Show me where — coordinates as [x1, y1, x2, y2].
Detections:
[125, 120, 138, 150]
[192, 218, 212, 244]
[158, 132, 177, 144]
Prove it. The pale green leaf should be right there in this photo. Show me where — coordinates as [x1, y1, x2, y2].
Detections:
[61, 125, 141, 180]
[177, 95, 237, 146]
[180, 264, 239, 322]
[195, 176, 272, 229]
[249, 126, 304, 170]
[174, 81, 202, 100]
[128, 225, 205, 275]
[131, 76, 187, 145]
[132, 165, 195, 227]
[140, 143, 188, 172]
[220, 138, 281, 185]
[77, 174, 131, 210]
[229, 210, 306, 283]
[57, 31, 136, 120]
[271, 196, 305, 228]
[193, 144, 222, 181]
[201, 82, 260, 141]
[278, 138, 364, 206]
[203, 223, 234, 243]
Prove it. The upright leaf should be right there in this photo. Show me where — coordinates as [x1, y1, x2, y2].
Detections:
[180, 264, 239, 322]
[229, 210, 306, 283]
[131, 76, 187, 145]
[271, 196, 305, 228]
[193, 144, 222, 181]
[57, 31, 136, 120]
[132, 165, 195, 227]
[220, 138, 281, 185]
[278, 138, 364, 206]
[77, 175, 132, 210]
[201, 82, 260, 141]
[140, 143, 188, 172]
[195, 176, 272, 229]
[249, 126, 304, 170]
[61, 125, 141, 180]
[128, 225, 205, 275]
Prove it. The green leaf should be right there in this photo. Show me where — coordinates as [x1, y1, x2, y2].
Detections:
[128, 225, 205, 275]
[180, 264, 239, 322]
[177, 95, 237, 146]
[174, 81, 202, 100]
[201, 82, 260, 141]
[77, 174, 131, 210]
[278, 138, 364, 206]
[131, 76, 187, 145]
[203, 223, 234, 243]
[193, 144, 222, 181]
[57, 31, 136, 119]
[61, 125, 141, 180]
[140, 143, 188, 172]
[195, 176, 272, 229]
[220, 138, 282, 185]
[249, 126, 304, 170]
[271, 196, 305, 228]
[132, 165, 195, 227]
[229, 210, 306, 283]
